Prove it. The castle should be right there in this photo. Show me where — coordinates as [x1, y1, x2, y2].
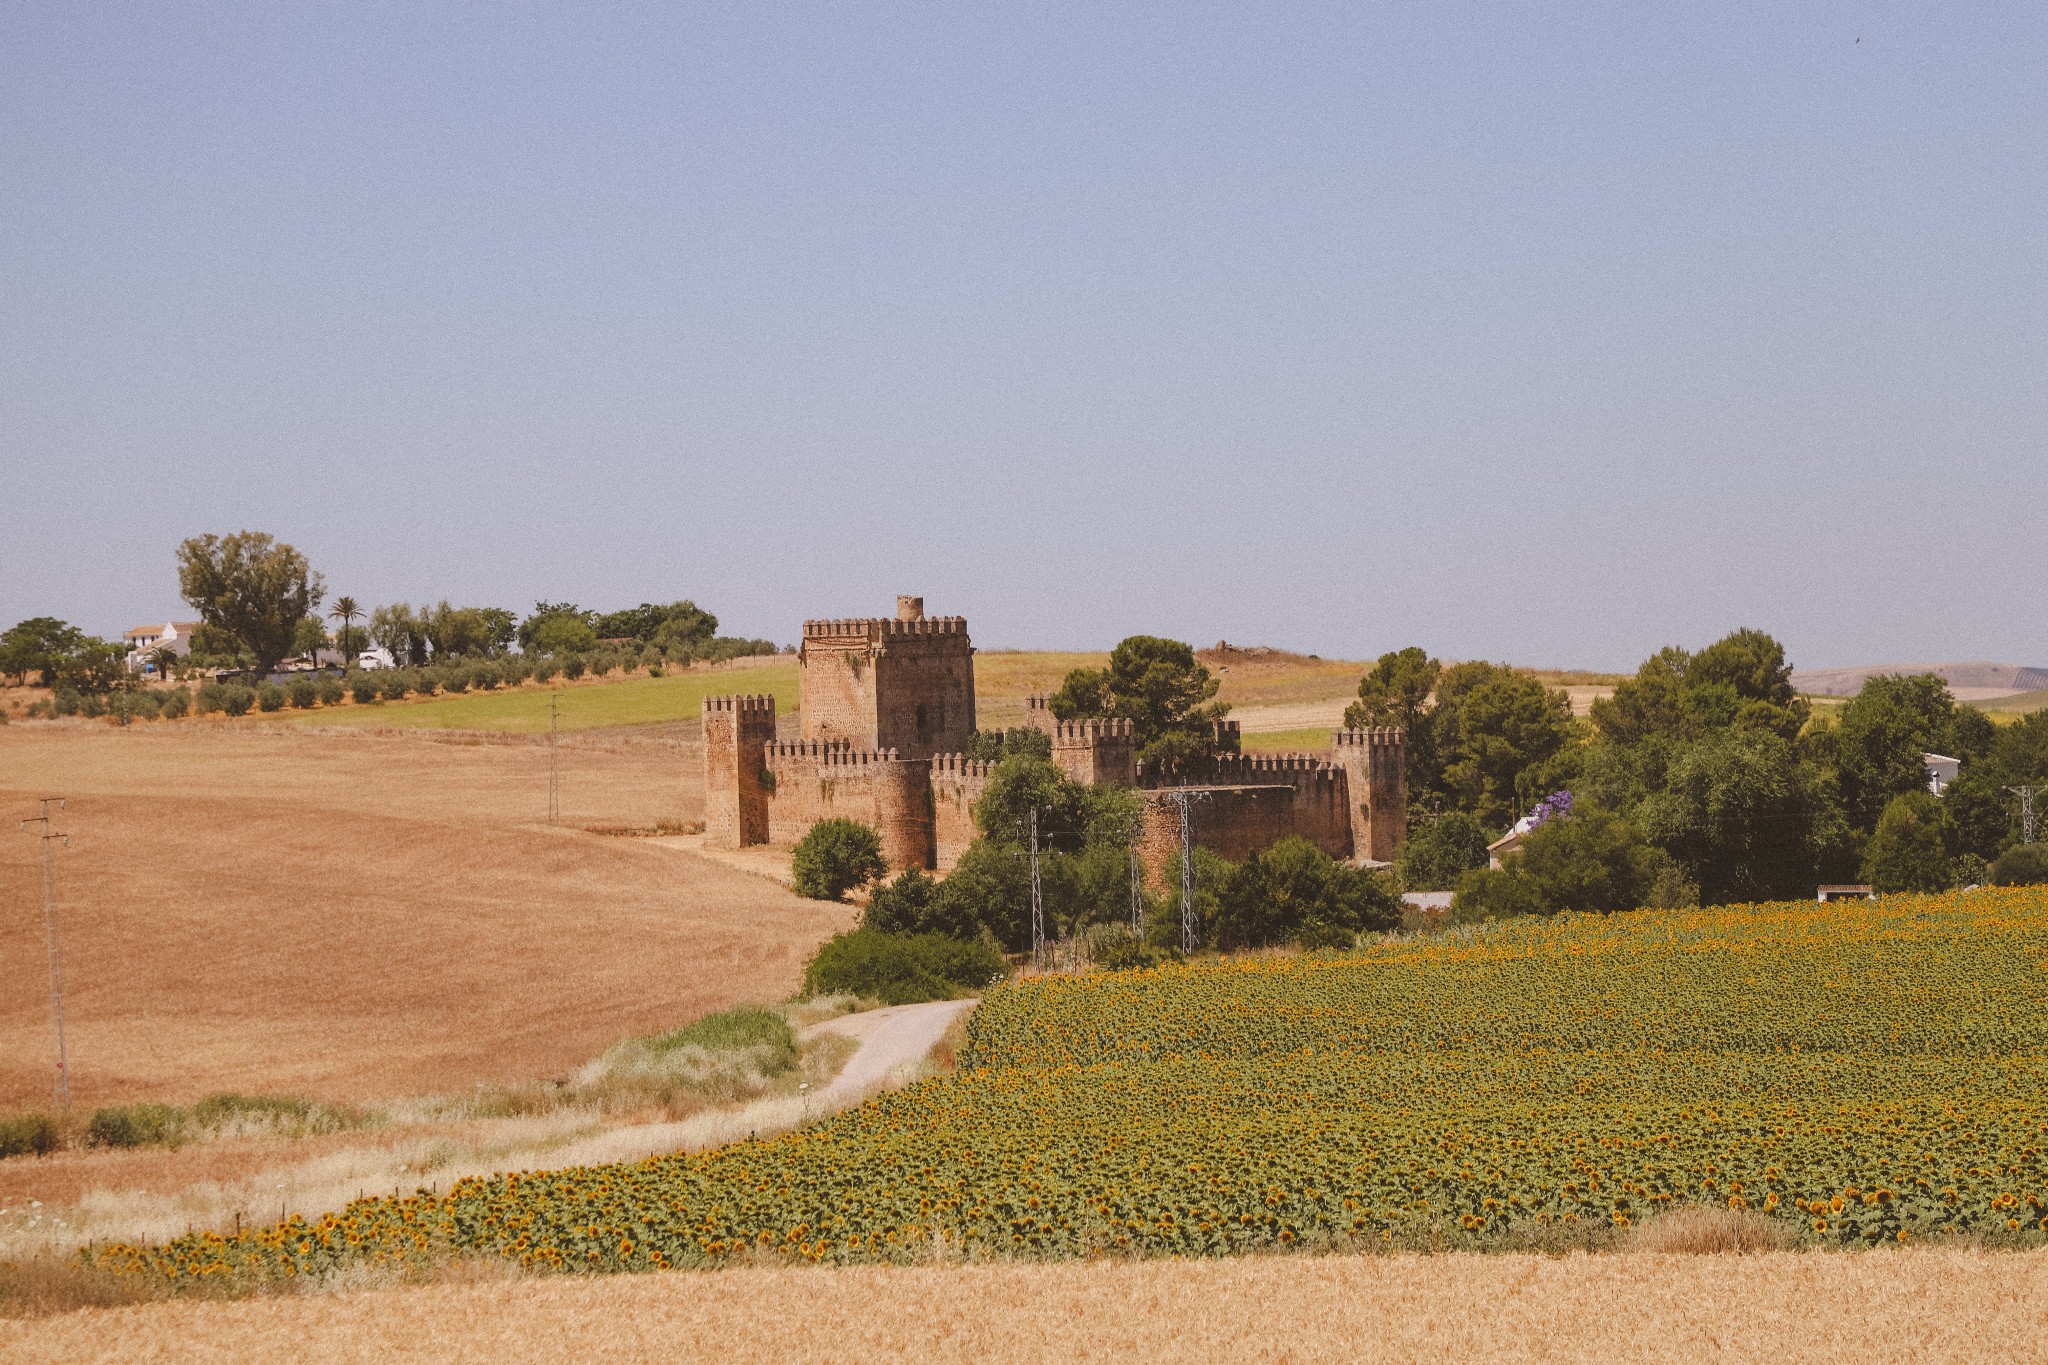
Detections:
[703, 597, 1405, 881]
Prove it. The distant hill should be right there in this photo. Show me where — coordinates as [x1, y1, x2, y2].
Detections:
[1791, 661, 2048, 699]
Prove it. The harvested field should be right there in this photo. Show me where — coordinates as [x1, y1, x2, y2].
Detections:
[0, 723, 850, 1111]
[5, 1247, 2043, 1361]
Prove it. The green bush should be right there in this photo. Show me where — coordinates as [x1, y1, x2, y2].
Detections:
[0, 1111, 59, 1157]
[1865, 791, 1959, 893]
[79, 692, 107, 718]
[438, 666, 468, 694]
[1212, 836, 1401, 950]
[286, 677, 318, 709]
[53, 688, 82, 716]
[219, 684, 256, 716]
[1395, 811, 1493, 891]
[792, 819, 888, 901]
[159, 687, 190, 719]
[472, 662, 502, 690]
[376, 672, 407, 701]
[802, 929, 1006, 1005]
[88, 1103, 186, 1149]
[347, 673, 378, 703]
[1990, 842, 2048, 887]
[316, 675, 345, 705]
[255, 683, 286, 713]
[562, 654, 587, 681]
[531, 657, 560, 683]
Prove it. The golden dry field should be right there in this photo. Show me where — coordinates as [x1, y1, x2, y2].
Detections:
[0, 721, 850, 1112]
[4, 1247, 2044, 1363]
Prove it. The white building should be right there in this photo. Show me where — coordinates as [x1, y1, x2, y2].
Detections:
[123, 621, 203, 673]
[1923, 753, 1961, 795]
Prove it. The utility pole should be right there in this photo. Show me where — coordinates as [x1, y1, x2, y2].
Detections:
[547, 693, 561, 825]
[2008, 785, 2042, 844]
[19, 798, 71, 1112]
[1028, 808, 1045, 971]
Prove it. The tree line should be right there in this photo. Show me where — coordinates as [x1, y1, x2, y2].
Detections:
[0, 529, 780, 695]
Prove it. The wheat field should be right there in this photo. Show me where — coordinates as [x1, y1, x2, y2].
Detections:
[0, 722, 850, 1111]
[4, 1247, 2043, 1362]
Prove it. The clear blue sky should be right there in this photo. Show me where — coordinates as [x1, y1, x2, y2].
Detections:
[3, 3, 2042, 670]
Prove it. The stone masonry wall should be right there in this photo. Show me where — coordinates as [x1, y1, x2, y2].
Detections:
[702, 694, 777, 848]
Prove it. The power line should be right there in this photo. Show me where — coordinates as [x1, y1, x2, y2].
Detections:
[19, 798, 71, 1112]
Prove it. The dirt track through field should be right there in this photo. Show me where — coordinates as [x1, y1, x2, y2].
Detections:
[0, 723, 850, 1109]
[5, 1247, 2042, 1362]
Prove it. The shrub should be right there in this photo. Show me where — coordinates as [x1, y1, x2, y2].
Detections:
[438, 666, 469, 694]
[648, 663, 664, 678]
[1990, 842, 2048, 887]
[472, 662, 501, 690]
[377, 672, 409, 702]
[802, 929, 1006, 1005]
[0, 1111, 59, 1158]
[255, 683, 286, 712]
[53, 688, 82, 716]
[159, 687, 190, 719]
[1864, 791, 1959, 893]
[286, 677, 318, 709]
[505, 658, 533, 684]
[315, 675, 345, 704]
[1212, 836, 1400, 949]
[79, 692, 107, 718]
[1395, 811, 1493, 891]
[562, 654, 587, 680]
[220, 685, 256, 717]
[347, 673, 378, 703]
[792, 819, 888, 901]
[532, 657, 561, 683]
[88, 1103, 185, 1149]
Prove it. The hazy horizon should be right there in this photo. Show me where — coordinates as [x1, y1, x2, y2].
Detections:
[5, 5, 2043, 672]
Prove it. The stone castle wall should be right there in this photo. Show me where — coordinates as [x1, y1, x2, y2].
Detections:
[706, 598, 1409, 893]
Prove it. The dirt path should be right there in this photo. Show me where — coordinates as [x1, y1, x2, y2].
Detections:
[803, 999, 977, 1107]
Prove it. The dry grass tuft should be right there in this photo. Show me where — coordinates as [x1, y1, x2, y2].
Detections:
[1631, 1204, 1797, 1255]
[0, 1257, 167, 1320]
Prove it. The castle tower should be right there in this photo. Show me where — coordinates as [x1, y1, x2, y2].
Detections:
[798, 599, 975, 761]
[1022, 693, 1057, 736]
[1330, 728, 1407, 863]
[703, 694, 777, 848]
[872, 752, 937, 871]
[1052, 718, 1135, 787]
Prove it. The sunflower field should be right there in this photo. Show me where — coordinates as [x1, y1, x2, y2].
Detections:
[91, 889, 2048, 1284]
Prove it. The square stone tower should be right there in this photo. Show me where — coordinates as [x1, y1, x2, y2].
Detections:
[798, 596, 975, 760]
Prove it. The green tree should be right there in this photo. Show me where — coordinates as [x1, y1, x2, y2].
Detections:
[48, 639, 130, 694]
[1393, 811, 1492, 891]
[328, 596, 364, 666]
[1590, 648, 1691, 747]
[934, 839, 1032, 951]
[518, 602, 597, 654]
[1592, 630, 1808, 747]
[593, 601, 718, 651]
[1212, 837, 1398, 950]
[1633, 729, 1829, 904]
[1820, 674, 1961, 830]
[790, 819, 888, 901]
[1433, 663, 1575, 830]
[420, 602, 516, 658]
[1050, 635, 1228, 769]
[175, 532, 325, 675]
[0, 617, 90, 685]
[1343, 647, 1444, 798]
[862, 868, 984, 940]
[1862, 790, 1958, 893]
[1452, 809, 1675, 919]
[291, 616, 329, 663]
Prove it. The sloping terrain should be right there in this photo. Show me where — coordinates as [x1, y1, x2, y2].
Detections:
[0, 724, 848, 1110]
[1791, 661, 2048, 699]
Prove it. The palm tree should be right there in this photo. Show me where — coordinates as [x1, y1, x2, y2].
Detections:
[330, 596, 363, 668]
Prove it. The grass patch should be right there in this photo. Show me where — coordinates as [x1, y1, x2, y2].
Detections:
[82, 1095, 371, 1151]
[290, 659, 798, 734]
[1239, 726, 1335, 753]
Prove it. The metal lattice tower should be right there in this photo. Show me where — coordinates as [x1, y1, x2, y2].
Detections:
[1149, 790, 1209, 956]
[19, 798, 71, 1111]
[2008, 785, 2042, 844]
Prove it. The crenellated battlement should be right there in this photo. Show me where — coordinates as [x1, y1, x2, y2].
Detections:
[1332, 727, 1404, 748]
[702, 693, 778, 716]
[929, 752, 994, 779]
[801, 616, 969, 641]
[764, 741, 901, 770]
[1052, 718, 1133, 744]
